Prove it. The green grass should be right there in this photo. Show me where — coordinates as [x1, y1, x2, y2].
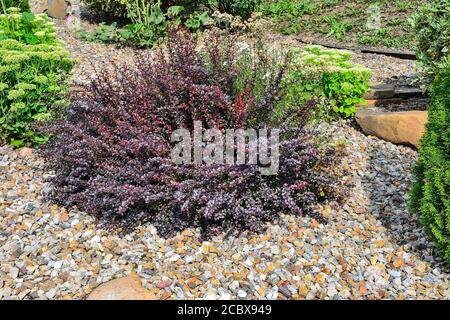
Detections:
[324, 16, 353, 40]
[357, 28, 413, 48]
[386, 17, 402, 27]
[321, 0, 339, 8]
[257, 0, 420, 49]
[397, 0, 414, 12]
[258, 0, 318, 19]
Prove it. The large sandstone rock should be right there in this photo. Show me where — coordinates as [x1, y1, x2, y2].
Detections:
[47, 0, 69, 19]
[87, 276, 157, 300]
[356, 107, 428, 148]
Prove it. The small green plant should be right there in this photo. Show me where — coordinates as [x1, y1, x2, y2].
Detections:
[79, 1, 207, 48]
[217, 0, 260, 20]
[387, 18, 402, 27]
[411, 0, 450, 75]
[357, 28, 411, 49]
[79, 22, 120, 43]
[343, 6, 358, 17]
[409, 64, 450, 264]
[81, 0, 148, 17]
[280, 23, 299, 35]
[79, 2, 160, 47]
[321, 0, 338, 8]
[257, 0, 318, 35]
[0, 8, 73, 147]
[185, 11, 208, 31]
[258, 0, 317, 18]
[397, 0, 413, 12]
[121, 0, 167, 47]
[0, 7, 57, 44]
[277, 45, 372, 119]
[325, 16, 352, 40]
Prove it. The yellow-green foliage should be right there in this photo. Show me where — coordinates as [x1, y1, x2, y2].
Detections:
[0, 8, 58, 44]
[0, 9, 73, 147]
[277, 45, 372, 120]
[409, 65, 450, 264]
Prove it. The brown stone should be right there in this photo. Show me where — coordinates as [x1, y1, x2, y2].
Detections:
[17, 147, 33, 158]
[86, 276, 156, 300]
[156, 279, 172, 289]
[47, 0, 69, 19]
[356, 107, 428, 148]
[60, 211, 69, 222]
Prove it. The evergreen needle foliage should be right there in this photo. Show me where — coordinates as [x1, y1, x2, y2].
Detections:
[409, 66, 450, 263]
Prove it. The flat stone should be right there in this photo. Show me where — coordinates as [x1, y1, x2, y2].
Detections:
[47, 0, 69, 19]
[364, 85, 395, 99]
[86, 276, 156, 300]
[356, 107, 428, 148]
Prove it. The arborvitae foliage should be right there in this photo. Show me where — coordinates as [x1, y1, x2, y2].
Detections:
[409, 67, 450, 263]
[41, 28, 346, 238]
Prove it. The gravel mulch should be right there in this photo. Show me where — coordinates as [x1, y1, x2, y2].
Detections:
[1, 121, 449, 300]
[54, 17, 420, 88]
[242, 19, 421, 85]
[54, 19, 146, 87]
[1, 15, 447, 301]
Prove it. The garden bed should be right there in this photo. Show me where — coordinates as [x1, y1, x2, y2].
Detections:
[259, 0, 422, 50]
[54, 17, 420, 88]
[1, 0, 449, 301]
[1, 120, 449, 300]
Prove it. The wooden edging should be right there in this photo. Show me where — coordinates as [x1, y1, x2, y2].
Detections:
[297, 38, 417, 60]
[364, 84, 426, 100]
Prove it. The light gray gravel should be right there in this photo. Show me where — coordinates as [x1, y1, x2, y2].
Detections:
[1, 120, 449, 300]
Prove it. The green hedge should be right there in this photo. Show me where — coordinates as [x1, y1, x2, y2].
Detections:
[409, 65, 450, 263]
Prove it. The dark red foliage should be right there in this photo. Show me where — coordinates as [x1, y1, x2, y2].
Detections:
[41, 28, 345, 238]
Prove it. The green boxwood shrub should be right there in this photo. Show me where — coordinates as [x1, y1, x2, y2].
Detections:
[0, 0, 30, 13]
[409, 65, 450, 264]
[0, 9, 73, 147]
[411, 0, 450, 74]
[275, 45, 372, 120]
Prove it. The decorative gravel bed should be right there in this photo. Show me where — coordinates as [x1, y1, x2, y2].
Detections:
[53, 18, 420, 88]
[1, 13, 448, 301]
[1, 120, 449, 300]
